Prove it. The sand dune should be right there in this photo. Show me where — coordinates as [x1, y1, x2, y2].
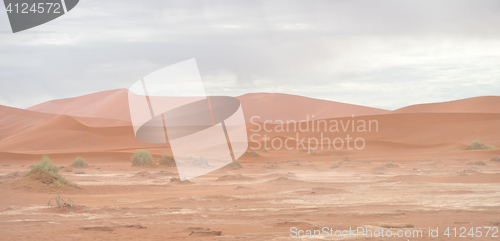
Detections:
[392, 96, 500, 114]
[0, 89, 497, 163]
[238, 93, 389, 122]
[28, 89, 131, 121]
[0, 104, 53, 140]
[27, 89, 389, 123]
[0, 109, 497, 161]
[248, 112, 500, 151]
[0, 114, 160, 153]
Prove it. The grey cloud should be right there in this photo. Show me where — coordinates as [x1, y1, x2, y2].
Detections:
[0, 0, 499, 109]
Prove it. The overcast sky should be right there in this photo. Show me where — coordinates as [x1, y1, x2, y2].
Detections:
[1, 0, 500, 110]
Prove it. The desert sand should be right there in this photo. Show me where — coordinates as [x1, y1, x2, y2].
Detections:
[1, 90, 499, 240]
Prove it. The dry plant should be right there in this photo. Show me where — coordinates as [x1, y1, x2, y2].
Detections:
[47, 194, 76, 209]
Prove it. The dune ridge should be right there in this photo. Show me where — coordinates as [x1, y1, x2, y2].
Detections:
[392, 96, 500, 114]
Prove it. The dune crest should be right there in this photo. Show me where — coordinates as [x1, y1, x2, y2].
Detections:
[392, 96, 500, 114]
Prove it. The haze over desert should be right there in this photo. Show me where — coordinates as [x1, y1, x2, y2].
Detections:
[0, 89, 499, 240]
[2, 1, 500, 240]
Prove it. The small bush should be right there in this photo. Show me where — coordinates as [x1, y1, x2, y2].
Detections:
[467, 161, 486, 165]
[159, 153, 175, 167]
[25, 155, 70, 187]
[381, 162, 399, 168]
[130, 150, 155, 167]
[244, 151, 260, 157]
[330, 164, 339, 169]
[310, 151, 317, 156]
[226, 161, 243, 170]
[491, 157, 499, 162]
[465, 140, 489, 150]
[263, 149, 268, 152]
[71, 157, 88, 167]
[192, 156, 209, 167]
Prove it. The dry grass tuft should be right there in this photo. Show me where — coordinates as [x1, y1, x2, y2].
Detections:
[131, 150, 155, 167]
[71, 156, 88, 167]
[159, 153, 176, 167]
[25, 155, 71, 187]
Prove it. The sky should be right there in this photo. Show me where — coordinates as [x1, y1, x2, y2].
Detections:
[1, 0, 500, 110]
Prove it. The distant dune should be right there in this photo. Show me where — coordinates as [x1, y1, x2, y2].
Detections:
[0, 114, 158, 153]
[392, 96, 500, 114]
[0, 104, 53, 140]
[27, 89, 389, 123]
[0, 89, 498, 162]
[28, 89, 131, 121]
[238, 93, 389, 123]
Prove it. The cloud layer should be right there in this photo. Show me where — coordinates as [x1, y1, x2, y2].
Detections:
[1, 0, 500, 109]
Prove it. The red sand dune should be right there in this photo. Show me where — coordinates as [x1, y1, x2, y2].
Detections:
[0, 104, 53, 140]
[28, 89, 131, 121]
[247, 112, 500, 153]
[0, 90, 498, 163]
[237, 93, 389, 122]
[27, 89, 389, 123]
[392, 96, 500, 114]
[0, 114, 159, 153]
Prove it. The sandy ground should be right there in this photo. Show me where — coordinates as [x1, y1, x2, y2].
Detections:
[1, 151, 499, 241]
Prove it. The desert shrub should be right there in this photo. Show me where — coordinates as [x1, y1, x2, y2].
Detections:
[466, 140, 489, 150]
[226, 161, 243, 169]
[330, 164, 339, 169]
[263, 149, 268, 152]
[488, 146, 496, 150]
[310, 151, 317, 156]
[192, 156, 209, 167]
[342, 156, 352, 162]
[130, 150, 155, 167]
[159, 153, 175, 167]
[71, 157, 88, 167]
[467, 160, 486, 165]
[381, 162, 399, 168]
[243, 151, 260, 157]
[332, 153, 339, 156]
[25, 155, 70, 187]
[491, 157, 499, 162]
